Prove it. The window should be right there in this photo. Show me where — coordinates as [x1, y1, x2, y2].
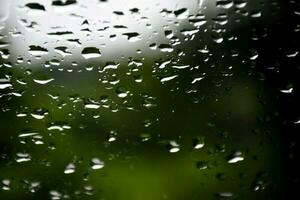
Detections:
[0, 0, 298, 199]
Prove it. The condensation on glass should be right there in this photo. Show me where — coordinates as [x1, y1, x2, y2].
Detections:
[1, 0, 297, 199]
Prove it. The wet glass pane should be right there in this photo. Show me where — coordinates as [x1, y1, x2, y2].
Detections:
[0, 0, 299, 199]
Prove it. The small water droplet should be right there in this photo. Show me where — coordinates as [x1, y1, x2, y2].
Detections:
[81, 47, 101, 59]
[28, 46, 48, 56]
[193, 137, 205, 149]
[227, 151, 244, 163]
[116, 87, 129, 98]
[16, 152, 31, 162]
[174, 8, 188, 19]
[122, 32, 141, 42]
[64, 163, 75, 174]
[160, 75, 178, 83]
[84, 103, 100, 109]
[50, 190, 62, 200]
[217, 192, 233, 198]
[167, 140, 180, 153]
[33, 78, 54, 85]
[216, 0, 234, 9]
[0, 82, 12, 89]
[158, 44, 173, 52]
[18, 132, 39, 138]
[25, 3, 45, 11]
[2, 179, 11, 191]
[31, 108, 48, 119]
[90, 158, 105, 170]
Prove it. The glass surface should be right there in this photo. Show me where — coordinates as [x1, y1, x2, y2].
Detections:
[0, 0, 299, 199]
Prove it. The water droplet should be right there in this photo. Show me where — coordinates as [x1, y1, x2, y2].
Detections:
[171, 64, 190, 69]
[140, 133, 151, 142]
[33, 78, 54, 85]
[25, 3, 45, 11]
[90, 158, 104, 170]
[167, 140, 180, 153]
[50, 190, 62, 200]
[2, 179, 11, 191]
[101, 62, 120, 72]
[286, 50, 298, 58]
[0, 78, 12, 89]
[193, 137, 205, 149]
[174, 8, 188, 19]
[27, 181, 40, 193]
[217, 192, 233, 198]
[116, 87, 129, 98]
[216, 0, 234, 9]
[196, 161, 208, 170]
[160, 75, 178, 83]
[280, 84, 293, 94]
[227, 151, 244, 163]
[31, 108, 48, 119]
[122, 32, 141, 42]
[253, 180, 267, 191]
[47, 123, 71, 131]
[84, 104, 100, 109]
[28, 46, 48, 56]
[158, 44, 174, 52]
[81, 47, 101, 59]
[16, 152, 31, 163]
[55, 46, 71, 57]
[18, 132, 39, 138]
[191, 77, 204, 84]
[64, 163, 75, 174]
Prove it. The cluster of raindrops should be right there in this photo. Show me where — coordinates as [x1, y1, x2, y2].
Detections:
[0, 0, 294, 199]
